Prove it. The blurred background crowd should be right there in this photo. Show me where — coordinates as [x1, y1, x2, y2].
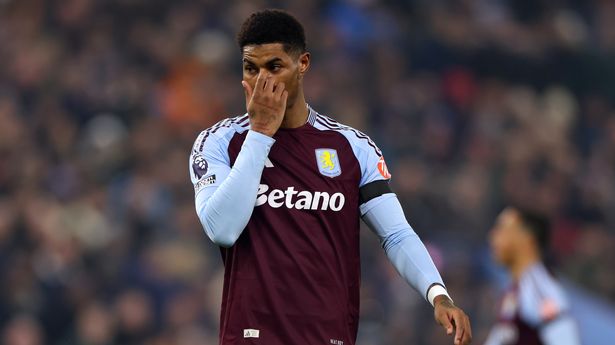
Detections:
[1, 0, 614, 344]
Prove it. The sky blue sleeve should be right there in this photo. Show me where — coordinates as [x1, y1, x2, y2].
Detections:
[333, 129, 391, 188]
[517, 265, 580, 344]
[539, 317, 581, 345]
[357, 144, 391, 188]
[518, 265, 570, 326]
[189, 129, 275, 247]
[361, 193, 446, 301]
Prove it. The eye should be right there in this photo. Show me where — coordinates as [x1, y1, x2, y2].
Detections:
[244, 65, 257, 74]
[271, 64, 282, 72]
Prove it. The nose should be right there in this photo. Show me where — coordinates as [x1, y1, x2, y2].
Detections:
[258, 69, 270, 80]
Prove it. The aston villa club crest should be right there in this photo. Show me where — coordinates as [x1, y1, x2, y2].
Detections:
[315, 148, 341, 178]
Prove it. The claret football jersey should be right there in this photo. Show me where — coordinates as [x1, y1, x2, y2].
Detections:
[189, 106, 391, 345]
[485, 263, 574, 345]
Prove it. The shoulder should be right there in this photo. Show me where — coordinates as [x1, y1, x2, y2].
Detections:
[310, 108, 392, 185]
[312, 111, 382, 157]
[519, 264, 569, 325]
[524, 264, 567, 303]
[191, 114, 250, 154]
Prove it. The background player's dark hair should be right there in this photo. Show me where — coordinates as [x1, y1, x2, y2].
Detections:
[514, 207, 551, 254]
[236, 9, 306, 56]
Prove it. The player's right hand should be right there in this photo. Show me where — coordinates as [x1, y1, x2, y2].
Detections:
[242, 72, 288, 137]
[434, 295, 472, 345]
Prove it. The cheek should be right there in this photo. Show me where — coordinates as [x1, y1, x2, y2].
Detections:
[287, 78, 298, 95]
[279, 70, 296, 86]
[286, 73, 301, 94]
[491, 233, 508, 255]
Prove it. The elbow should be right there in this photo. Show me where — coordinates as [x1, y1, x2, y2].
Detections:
[382, 228, 414, 252]
[196, 198, 250, 248]
[209, 230, 239, 248]
[199, 214, 244, 248]
[199, 217, 239, 248]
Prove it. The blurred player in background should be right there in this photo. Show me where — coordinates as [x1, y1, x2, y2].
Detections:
[486, 207, 580, 345]
[189, 9, 471, 345]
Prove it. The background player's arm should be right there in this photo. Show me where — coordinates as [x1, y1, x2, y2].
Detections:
[520, 273, 581, 345]
[534, 292, 581, 345]
[539, 317, 580, 345]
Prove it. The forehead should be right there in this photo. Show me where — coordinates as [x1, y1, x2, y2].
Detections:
[242, 43, 291, 62]
[497, 208, 519, 227]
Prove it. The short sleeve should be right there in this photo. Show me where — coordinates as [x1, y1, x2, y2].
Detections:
[357, 143, 392, 187]
[189, 128, 233, 196]
[337, 129, 391, 188]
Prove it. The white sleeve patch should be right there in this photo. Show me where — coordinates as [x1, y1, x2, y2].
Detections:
[194, 174, 216, 193]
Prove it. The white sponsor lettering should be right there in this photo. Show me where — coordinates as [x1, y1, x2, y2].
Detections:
[268, 189, 285, 208]
[255, 184, 345, 211]
[295, 191, 312, 209]
[329, 193, 344, 211]
[312, 191, 329, 210]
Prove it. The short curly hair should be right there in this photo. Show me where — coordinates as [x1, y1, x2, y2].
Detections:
[515, 207, 551, 254]
[237, 9, 306, 56]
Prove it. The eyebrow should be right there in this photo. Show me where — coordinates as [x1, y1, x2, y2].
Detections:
[265, 58, 283, 64]
[242, 57, 284, 65]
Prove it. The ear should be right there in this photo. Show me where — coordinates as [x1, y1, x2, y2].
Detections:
[516, 224, 535, 248]
[297, 52, 310, 80]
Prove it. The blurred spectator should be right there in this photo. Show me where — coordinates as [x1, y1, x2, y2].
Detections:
[3, 314, 44, 345]
[62, 302, 115, 345]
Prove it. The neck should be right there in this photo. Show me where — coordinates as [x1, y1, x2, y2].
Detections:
[510, 251, 541, 281]
[280, 91, 308, 129]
